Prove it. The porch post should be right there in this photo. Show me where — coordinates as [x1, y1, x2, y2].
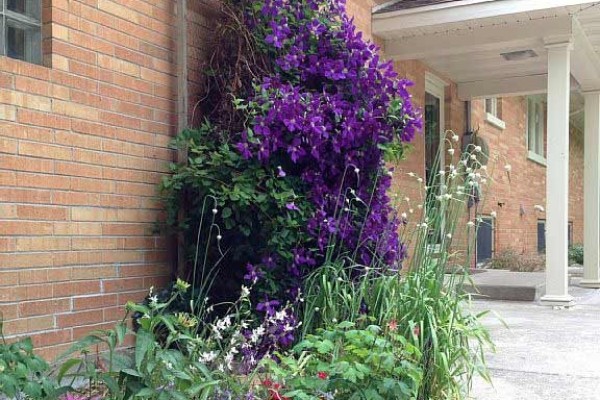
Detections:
[581, 91, 600, 287]
[541, 41, 574, 306]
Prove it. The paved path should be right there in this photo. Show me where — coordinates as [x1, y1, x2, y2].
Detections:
[469, 282, 600, 400]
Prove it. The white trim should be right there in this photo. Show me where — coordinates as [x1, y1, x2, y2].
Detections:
[384, 16, 573, 60]
[571, 18, 600, 92]
[425, 72, 448, 95]
[458, 75, 549, 100]
[528, 151, 547, 166]
[373, 0, 493, 15]
[485, 112, 506, 130]
[373, 0, 594, 34]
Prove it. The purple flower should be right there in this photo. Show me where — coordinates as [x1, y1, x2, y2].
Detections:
[256, 298, 280, 316]
[243, 263, 264, 284]
[285, 202, 299, 211]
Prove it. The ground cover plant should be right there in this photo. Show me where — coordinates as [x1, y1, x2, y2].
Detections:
[0, 0, 494, 398]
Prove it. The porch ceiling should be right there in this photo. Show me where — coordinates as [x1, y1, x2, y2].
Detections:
[373, 0, 600, 100]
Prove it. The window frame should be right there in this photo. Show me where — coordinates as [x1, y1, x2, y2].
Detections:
[484, 97, 506, 130]
[1, 0, 43, 65]
[527, 96, 546, 165]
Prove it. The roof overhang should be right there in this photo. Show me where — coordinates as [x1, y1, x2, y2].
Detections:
[374, 0, 600, 99]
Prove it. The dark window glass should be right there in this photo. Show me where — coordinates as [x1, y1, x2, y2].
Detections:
[537, 220, 546, 254]
[7, 24, 25, 60]
[7, 0, 26, 14]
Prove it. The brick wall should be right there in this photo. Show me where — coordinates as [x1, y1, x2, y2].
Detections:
[474, 98, 585, 257]
[0, 0, 216, 359]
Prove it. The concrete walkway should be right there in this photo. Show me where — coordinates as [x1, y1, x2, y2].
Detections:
[469, 281, 600, 400]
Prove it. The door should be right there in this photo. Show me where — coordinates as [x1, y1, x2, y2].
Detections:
[477, 217, 494, 265]
[425, 73, 446, 250]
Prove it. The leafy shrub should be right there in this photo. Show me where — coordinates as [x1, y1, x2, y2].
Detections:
[569, 244, 584, 265]
[0, 317, 58, 399]
[489, 248, 545, 272]
[261, 321, 422, 399]
[160, 0, 420, 325]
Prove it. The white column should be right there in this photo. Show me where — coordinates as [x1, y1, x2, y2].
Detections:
[541, 41, 575, 306]
[581, 91, 600, 288]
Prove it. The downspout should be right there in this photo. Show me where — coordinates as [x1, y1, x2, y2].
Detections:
[176, 0, 189, 279]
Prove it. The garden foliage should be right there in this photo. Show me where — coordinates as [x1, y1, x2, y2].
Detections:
[162, 0, 420, 318]
[0, 0, 495, 399]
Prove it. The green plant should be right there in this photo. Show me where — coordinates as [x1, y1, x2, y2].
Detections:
[298, 134, 496, 399]
[262, 321, 422, 399]
[569, 244, 584, 265]
[0, 316, 59, 399]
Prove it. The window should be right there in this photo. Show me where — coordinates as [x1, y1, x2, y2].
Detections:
[537, 219, 573, 254]
[1, 0, 42, 64]
[485, 98, 498, 117]
[484, 97, 505, 130]
[527, 96, 546, 163]
[537, 220, 546, 254]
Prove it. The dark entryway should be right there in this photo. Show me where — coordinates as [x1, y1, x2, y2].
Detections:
[477, 216, 494, 264]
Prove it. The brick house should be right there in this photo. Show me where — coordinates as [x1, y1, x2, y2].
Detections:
[0, 0, 599, 357]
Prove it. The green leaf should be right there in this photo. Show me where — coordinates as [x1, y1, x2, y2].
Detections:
[56, 358, 83, 382]
[135, 329, 154, 370]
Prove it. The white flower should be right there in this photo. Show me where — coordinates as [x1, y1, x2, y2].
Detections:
[387, 170, 393, 177]
[534, 205, 545, 212]
[404, 196, 410, 202]
[216, 235, 222, 241]
[439, 170, 445, 176]
[401, 212, 408, 219]
[354, 167, 360, 174]
[241, 285, 250, 298]
[470, 154, 477, 160]
[491, 211, 497, 218]
[417, 177, 423, 183]
[149, 295, 159, 307]
[417, 204, 423, 209]
[212, 208, 218, 215]
[467, 221, 475, 227]
[251, 326, 265, 343]
[474, 145, 482, 153]
[475, 172, 481, 179]
[504, 164, 512, 172]
[446, 233, 452, 239]
[408, 172, 416, 177]
[448, 148, 455, 155]
[344, 207, 350, 212]
[315, 307, 320, 312]
[468, 172, 475, 179]
[420, 222, 428, 229]
[452, 134, 459, 142]
[466, 167, 472, 173]
[409, 208, 414, 213]
[444, 193, 452, 200]
[198, 351, 219, 364]
[149, 286, 154, 295]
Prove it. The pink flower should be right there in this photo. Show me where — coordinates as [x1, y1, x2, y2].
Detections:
[387, 319, 398, 332]
[413, 325, 421, 337]
[318, 371, 328, 380]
